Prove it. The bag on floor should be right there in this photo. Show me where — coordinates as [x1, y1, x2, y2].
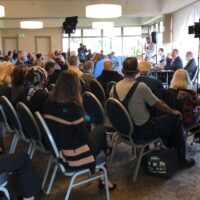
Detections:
[143, 148, 178, 179]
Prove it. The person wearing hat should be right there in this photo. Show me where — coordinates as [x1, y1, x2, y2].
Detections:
[24, 67, 48, 113]
[136, 61, 163, 94]
[110, 57, 195, 168]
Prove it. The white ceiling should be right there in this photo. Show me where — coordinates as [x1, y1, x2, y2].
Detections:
[0, 0, 198, 28]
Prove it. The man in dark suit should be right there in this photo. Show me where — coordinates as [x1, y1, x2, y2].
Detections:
[166, 49, 183, 71]
[184, 51, 197, 80]
[136, 61, 163, 94]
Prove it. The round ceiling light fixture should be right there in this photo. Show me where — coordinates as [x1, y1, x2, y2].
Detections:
[20, 21, 43, 29]
[86, 4, 122, 18]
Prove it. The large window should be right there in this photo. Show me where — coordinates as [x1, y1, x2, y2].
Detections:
[62, 26, 142, 56]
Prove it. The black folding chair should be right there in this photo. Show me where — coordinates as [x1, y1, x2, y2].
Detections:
[35, 111, 110, 199]
[106, 98, 163, 182]
[106, 81, 116, 97]
[0, 172, 10, 200]
[89, 79, 106, 106]
[0, 96, 30, 154]
[16, 102, 49, 159]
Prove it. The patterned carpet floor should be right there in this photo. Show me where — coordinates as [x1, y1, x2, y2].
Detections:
[4, 133, 200, 200]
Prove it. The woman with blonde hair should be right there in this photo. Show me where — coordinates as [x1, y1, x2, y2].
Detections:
[170, 69, 193, 90]
[170, 69, 200, 127]
[0, 61, 14, 98]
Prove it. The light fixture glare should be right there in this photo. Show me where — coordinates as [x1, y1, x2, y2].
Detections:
[0, 5, 5, 17]
[86, 4, 122, 18]
[20, 21, 43, 29]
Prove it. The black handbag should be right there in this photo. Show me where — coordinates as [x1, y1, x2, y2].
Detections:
[143, 148, 178, 179]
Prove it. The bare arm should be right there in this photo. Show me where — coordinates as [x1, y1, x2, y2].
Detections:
[154, 99, 182, 116]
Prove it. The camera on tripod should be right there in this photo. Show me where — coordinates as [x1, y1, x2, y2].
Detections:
[188, 19, 200, 38]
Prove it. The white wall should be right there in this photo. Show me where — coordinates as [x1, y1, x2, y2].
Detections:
[170, 1, 200, 62]
[1, 28, 62, 55]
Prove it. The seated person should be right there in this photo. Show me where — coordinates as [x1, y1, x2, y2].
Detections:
[0, 62, 14, 99]
[10, 65, 27, 106]
[165, 49, 183, 71]
[81, 60, 95, 89]
[42, 71, 116, 191]
[170, 69, 200, 128]
[158, 48, 166, 67]
[184, 51, 197, 80]
[111, 57, 195, 168]
[136, 61, 163, 94]
[97, 59, 123, 96]
[0, 145, 42, 200]
[24, 67, 48, 113]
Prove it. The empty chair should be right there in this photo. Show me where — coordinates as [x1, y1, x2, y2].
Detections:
[35, 111, 110, 200]
[0, 172, 10, 200]
[89, 79, 106, 106]
[105, 98, 162, 182]
[0, 96, 30, 154]
[16, 102, 49, 159]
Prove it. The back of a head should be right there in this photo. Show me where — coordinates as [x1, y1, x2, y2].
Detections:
[36, 53, 43, 60]
[45, 62, 56, 73]
[83, 60, 94, 73]
[122, 57, 138, 76]
[12, 64, 27, 87]
[68, 55, 78, 67]
[49, 70, 81, 104]
[0, 62, 14, 84]
[138, 61, 151, 74]
[170, 69, 192, 89]
[104, 59, 113, 71]
[25, 67, 47, 88]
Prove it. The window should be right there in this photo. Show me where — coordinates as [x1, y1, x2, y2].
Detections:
[123, 37, 142, 56]
[83, 38, 102, 52]
[124, 27, 141, 36]
[103, 27, 121, 37]
[83, 29, 101, 37]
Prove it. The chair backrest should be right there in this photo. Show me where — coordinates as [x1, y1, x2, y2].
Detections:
[16, 102, 42, 143]
[0, 105, 8, 124]
[82, 92, 105, 126]
[106, 81, 116, 96]
[89, 79, 106, 105]
[35, 111, 66, 172]
[0, 96, 22, 131]
[105, 98, 133, 139]
[35, 112, 59, 158]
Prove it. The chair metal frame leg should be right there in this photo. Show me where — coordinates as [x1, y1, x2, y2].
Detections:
[64, 165, 110, 200]
[46, 164, 58, 194]
[29, 146, 35, 159]
[107, 133, 118, 166]
[27, 142, 33, 156]
[9, 134, 19, 154]
[132, 146, 145, 182]
[42, 156, 53, 189]
[0, 182, 10, 200]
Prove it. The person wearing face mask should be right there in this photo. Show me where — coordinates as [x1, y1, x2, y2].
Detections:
[184, 51, 197, 80]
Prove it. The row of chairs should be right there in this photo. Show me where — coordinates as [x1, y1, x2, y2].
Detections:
[0, 96, 110, 200]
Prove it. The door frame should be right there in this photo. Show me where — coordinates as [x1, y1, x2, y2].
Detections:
[2, 37, 19, 54]
[35, 36, 51, 55]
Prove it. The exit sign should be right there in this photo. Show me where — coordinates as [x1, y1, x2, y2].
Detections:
[18, 32, 25, 38]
